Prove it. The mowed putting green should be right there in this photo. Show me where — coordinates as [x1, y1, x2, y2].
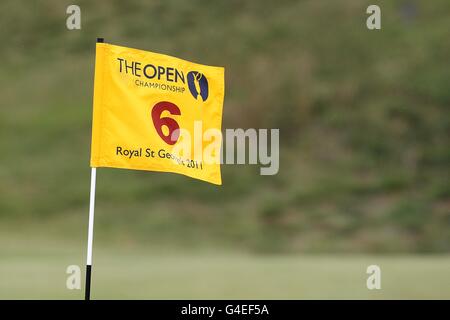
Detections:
[1, 241, 449, 299]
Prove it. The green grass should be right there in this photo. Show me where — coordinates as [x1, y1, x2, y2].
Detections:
[1, 239, 450, 299]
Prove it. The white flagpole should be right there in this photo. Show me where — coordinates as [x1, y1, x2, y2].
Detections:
[85, 167, 97, 300]
[84, 37, 104, 301]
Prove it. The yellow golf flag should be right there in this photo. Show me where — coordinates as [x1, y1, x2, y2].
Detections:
[90, 42, 225, 185]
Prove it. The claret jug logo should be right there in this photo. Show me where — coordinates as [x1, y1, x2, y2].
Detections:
[187, 71, 208, 101]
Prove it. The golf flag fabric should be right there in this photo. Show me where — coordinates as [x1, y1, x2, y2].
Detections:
[90, 43, 225, 185]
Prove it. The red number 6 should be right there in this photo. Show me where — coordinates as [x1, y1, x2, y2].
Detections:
[151, 101, 181, 145]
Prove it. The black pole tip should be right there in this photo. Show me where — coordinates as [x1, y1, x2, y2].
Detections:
[97, 38, 104, 43]
[85, 265, 92, 300]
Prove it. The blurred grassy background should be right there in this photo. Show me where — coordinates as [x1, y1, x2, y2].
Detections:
[0, 0, 449, 298]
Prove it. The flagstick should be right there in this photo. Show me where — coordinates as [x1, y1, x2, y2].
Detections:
[84, 37, 104, 301]
[85, 167, 97, 300]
